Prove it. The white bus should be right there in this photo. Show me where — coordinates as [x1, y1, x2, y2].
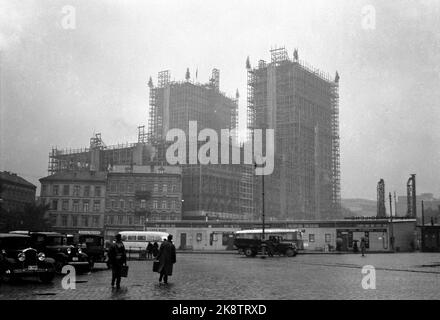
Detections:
[118, 231, 169, 252]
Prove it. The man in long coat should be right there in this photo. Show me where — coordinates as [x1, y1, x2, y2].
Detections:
[157, 234, 176, 284]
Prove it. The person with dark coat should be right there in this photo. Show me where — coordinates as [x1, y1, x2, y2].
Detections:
[360, 237, 366, 257]
[146, 242, 153, 259]
[108, 234, 127, 289]
[156, 235, 176, 284]
[152, 242, 159, 258]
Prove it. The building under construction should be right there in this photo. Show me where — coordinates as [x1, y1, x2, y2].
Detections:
[147, 69, 255, 220]
[247, 47, 341, 220]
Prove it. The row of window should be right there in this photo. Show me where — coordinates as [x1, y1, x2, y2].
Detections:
[50, 214, 100, 228]
[106, 214, 180, 226]
[49, 199, 102, 212]
[308, 234, 332, 243]
[42, 184, 103, 197]
[106, 199, 180, 211]
[107, 182, 179, 194]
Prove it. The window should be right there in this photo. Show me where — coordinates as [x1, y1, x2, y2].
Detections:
[141, 184, 147, 191]
[128, 216, 133, 225]
[171, 200, 176, 210]
[172, 185, 177, 192]
[73, 185, 80, 196]
[153, 200, 158, 209]
[196, 233, 202, 241]
[61, 215, 68, 227]
[140, 200, 146, 209]
[53, 185, 59, 196]
[83, 201, 89, 212]
[111, 200, 116, 209]
[161, 201, 167, 209]
[72, 200, 80, 212]
[72, 215, 78, 227]
[82, 215, 89, 227]
[50, 214, 57, 226]
[120, 200, 125, 210]
[93, 200, 101, 212]
[107, 215, 114, 225]
[325, 234, 331, 243]
[128, 183, 134, 193]
[63, 185, 70, 196]
[95, 186, 101, 197]
[163, 184, 168, 193]
[52, 199, 59, 210]
[42, 184, 47, 196]
[119, 183, 125, 193]
[93, 216, 100, 227]
[309, 234, 315, 242]
[117, 215, 124, 225]
[134, 216, 139, 225]
[153, 184, 158, 192]
[62, 200, 69, 211]
[84, 186, 90, 197]
[129, 200, 134, 210]
[110, 183, 117, 193]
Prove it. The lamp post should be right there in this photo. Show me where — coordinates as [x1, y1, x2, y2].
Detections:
[254, 158, 266, 257]
[389, 192, 394, 251]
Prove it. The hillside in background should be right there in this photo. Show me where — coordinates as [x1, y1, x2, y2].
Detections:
[341, 198, 377, 217]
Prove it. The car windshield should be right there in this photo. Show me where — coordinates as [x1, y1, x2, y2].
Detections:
[0, 237, 31, 250]
[46, 236, 65, 246]
[79, 236, 102, 245]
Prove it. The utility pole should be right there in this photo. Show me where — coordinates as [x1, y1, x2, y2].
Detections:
[421, 200, 425, 226]
[394, 191, 397, 217]
[389, 192, 394, 251]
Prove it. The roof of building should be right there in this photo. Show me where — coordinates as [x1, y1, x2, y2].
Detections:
[0, 171, 36, 189]
[39, 171, 107, 183]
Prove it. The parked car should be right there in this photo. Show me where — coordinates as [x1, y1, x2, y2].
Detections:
[0, 233, 55, 283]
[75, 234, 106, 269]
[27, 232, 90, 273]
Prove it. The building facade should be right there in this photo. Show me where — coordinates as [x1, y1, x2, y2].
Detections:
[39, 171, 107, 234]
[0, 171, 36, 212]
[147, 69, 255, 220]
[104, 165, 182, 238]
[247, 48, 341, 220]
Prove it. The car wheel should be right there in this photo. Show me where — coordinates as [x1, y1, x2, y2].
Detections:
[244, 248, 255, 257]
[39, 272, 55, 283]
[285, 248, 295, 257]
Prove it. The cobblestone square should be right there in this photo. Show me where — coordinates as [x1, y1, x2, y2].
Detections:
[1, 252, 440, 300]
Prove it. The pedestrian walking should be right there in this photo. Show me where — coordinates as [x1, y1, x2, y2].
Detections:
[360, 237, 366, 257]
[152, 241, 159, 258]
[147, 242, 153, 259]
[156, 234, 176, 284]
[108, 234, 127, 289]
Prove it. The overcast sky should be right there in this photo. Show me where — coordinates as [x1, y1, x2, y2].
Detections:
[1, 0, 439, 200]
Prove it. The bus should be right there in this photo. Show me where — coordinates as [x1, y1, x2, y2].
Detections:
[234, 229, 304, 257]
[118, 231, 169, 252]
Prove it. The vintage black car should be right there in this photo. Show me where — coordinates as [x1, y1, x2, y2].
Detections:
[0, 233, 55, 283]
[28, 232, 90, 273]
[74, 234, 106, 269]
[234, 229, 300, 257]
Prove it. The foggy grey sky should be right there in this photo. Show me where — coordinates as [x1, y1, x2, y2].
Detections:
[1, 0, 439, 200]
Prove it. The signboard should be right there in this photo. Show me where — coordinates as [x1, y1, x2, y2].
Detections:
[78, 230, 101, 235]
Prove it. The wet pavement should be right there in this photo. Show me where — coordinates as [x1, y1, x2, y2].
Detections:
[1, 252, 440, 300]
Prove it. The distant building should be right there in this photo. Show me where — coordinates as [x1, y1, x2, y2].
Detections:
[39, 171, 107, 234]
[396, 193, 440, 221]
[0, 171, 36, 212]
[104, 165, 182, 239]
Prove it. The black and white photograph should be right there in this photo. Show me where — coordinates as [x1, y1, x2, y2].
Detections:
[0, 0, 440, 311]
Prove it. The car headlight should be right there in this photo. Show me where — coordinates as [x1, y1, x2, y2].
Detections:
[38, 252, 46, 261]
[78, 248, 82, 254]
[67, 248, 72, 254]
[18, 252, 26, 262]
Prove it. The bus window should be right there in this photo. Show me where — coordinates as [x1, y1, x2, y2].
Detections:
[137, 235, 146, 241]
[127, 235, 136, 241]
